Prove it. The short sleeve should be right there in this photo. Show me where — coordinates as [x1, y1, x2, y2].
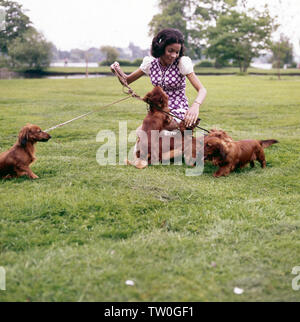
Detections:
[179, 56, 194, 75]
[140, 56, 155, 76]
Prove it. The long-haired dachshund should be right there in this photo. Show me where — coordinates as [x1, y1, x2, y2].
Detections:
[126, 86, 199, 169]
[204, 135, 278, 177]
[0, 124, 51, 179]
[206, 129, 233, 143]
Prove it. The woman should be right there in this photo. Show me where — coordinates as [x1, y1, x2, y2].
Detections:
[118, 28, 207, 127]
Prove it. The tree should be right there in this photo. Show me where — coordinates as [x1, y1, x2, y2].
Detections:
[270, 34, 295, 80]
[149, 0, 188, 37]
[205, 9, 274, 72]
[270, 35, 294, 68]
[193, 0, 238, 24]
[0, 0, 32, 54]
[7, 29, 52, 71]
[100, 46, 119, 65]
[148, 0, 201, 58]
[148, 0, 241, 59]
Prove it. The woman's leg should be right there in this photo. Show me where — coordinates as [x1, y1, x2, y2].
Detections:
[126, 125, 148, 169]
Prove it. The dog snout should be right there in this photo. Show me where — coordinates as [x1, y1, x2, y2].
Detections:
[40, 132, 51, 141]
[45, 134, 51, 141]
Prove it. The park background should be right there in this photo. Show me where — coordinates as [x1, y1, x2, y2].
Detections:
[0, 0, 299, 302]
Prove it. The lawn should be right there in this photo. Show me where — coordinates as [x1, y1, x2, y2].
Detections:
[0, 75, 299, 302]
[44, 66, 300, 76]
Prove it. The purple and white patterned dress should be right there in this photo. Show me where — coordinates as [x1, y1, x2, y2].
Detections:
[140, 56, 194, 122]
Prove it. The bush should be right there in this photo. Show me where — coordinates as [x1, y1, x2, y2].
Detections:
[213, 59, 232, 69]
[195, 60, 213, 68]
[99, 61, 111, 66]
[0, 55, 9, 68]
[118, 60, 135, 66]
[118, 59, 143, 67]
[288, 62, 297, 69]
[100, 58, 143, 67]
[132, 58, 142, 66]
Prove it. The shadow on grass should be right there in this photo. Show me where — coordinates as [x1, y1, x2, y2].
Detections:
[203, 161, 275, 177]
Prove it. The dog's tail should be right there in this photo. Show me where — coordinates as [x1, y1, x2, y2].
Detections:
[259, 139, 279, 148]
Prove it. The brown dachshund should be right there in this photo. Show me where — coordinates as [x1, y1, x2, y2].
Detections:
[126, 86, 199, 168]
[0, 124, 51, 179]
[204, 135, 278, 177]
[206, 129, 233, 143]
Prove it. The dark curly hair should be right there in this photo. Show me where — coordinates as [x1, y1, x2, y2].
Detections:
[151, 28, 185, 58]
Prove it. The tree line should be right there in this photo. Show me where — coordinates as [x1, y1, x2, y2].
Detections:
[52, 44, 148, 65]
[149, 0, 296, 72]
[0, 0, 52, 71]
[0, 0, 297, 72]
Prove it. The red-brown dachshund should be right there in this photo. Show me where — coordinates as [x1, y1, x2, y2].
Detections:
[0, 124, 51, 179]
[126, 86, 199, 168]
[204, 135, 278, 177]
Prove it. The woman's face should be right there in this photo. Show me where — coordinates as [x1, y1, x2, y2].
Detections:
[160, 43, 181, 66]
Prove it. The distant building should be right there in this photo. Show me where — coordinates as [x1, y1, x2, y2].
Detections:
[51, 43, 149, 63]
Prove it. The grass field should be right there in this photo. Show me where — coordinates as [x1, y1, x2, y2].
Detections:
[0, 75, 299, 302]
[44, 66, 300, 76]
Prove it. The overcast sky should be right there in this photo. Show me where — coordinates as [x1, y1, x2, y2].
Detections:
[15, 0, 300, 55]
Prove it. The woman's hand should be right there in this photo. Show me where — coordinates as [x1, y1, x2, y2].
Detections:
[185, 103, 200, 127]
[111, 62, 129, 86]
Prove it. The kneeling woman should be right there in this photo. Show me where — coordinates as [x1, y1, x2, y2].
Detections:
[115, 28, 207, 166]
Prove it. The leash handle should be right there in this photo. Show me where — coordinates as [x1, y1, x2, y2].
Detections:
[111, 62, 129, 87]
[111, 62, 142, 99]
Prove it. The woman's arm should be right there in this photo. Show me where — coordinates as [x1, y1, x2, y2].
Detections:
[111, 62, 145, 86]
[126, 68, 145, 85]
[185, 72, 207, 127]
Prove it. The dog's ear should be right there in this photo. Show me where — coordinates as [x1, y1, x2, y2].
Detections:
[161, 93, 168, 108]
[18, 126, 30, 147]
[143, 92, 161, 107]
[218, 142, 228, 160]
[143, 86, 167, 109]
[143, 92, 151, 104]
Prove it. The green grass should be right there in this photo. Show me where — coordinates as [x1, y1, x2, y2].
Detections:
[44, 66, 300, 75]
[0, 75, 299, 302]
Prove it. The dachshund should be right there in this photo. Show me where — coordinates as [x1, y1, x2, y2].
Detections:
[204, 135, 278, 177]
[206, 129, 233, 143]
[0, 124, 51, 179]
[126, 86, 200, 169]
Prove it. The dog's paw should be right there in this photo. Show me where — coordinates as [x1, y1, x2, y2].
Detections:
[213, 172, 223, 178]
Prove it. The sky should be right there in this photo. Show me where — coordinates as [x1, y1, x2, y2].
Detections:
[16, 0, 159, 50]
[15, 0, 300, 56]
